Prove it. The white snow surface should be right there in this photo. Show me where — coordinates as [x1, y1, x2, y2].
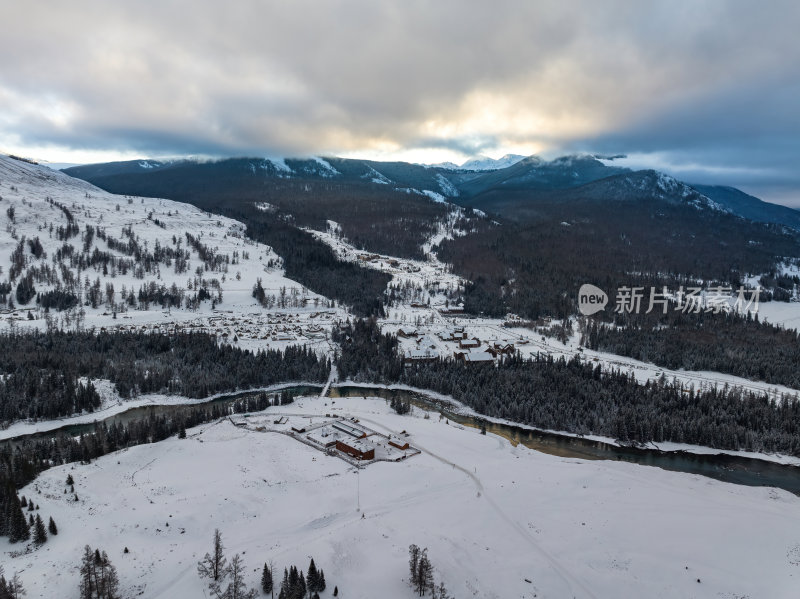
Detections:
[361, 166, 391, 185]
[3, 395, 799, 598]
[266, 157, 293, 173]
[420, 189, 447, 203]
[310, 156, 340, 176]
[434, 174, 459, 197]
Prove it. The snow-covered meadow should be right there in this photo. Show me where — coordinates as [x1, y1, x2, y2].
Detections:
[3, 395, 798, 598]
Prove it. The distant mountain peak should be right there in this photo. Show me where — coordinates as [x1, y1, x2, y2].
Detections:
[459, 154, 527, 171]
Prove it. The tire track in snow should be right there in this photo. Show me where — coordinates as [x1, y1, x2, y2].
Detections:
[357, 415, 599, 599]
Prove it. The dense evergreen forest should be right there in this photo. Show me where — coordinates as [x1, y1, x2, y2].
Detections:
[583, 309, 800, 389]
[0, 332, 328, 425]
[438, 198, 800, 319]
[335, 320, 800, 456]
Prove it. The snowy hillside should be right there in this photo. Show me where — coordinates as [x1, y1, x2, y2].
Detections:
[0, 155, 345, 352]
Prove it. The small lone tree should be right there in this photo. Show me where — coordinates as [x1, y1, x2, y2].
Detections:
[197, 529, 228, 583]
[434, 580, 452, 599]
[48, 516, 58, 535]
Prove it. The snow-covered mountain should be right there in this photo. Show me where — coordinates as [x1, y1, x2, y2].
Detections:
[429, 154, 527, 171]
[64, 153, 800, 234]
[458, 153, 526, 171]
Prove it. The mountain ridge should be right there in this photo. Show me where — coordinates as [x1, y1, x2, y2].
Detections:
[62, 153, 800, 231]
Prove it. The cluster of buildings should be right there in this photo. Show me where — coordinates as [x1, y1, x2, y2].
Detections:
[231, 411, 419, 465]
[94, 311, 336, 343]
[303, 418, 413, 462]
[398, 325, 520, 366]
[357, 252, 421, 273]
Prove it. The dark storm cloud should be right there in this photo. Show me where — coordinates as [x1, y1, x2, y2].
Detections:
[1, 1, 798, 204]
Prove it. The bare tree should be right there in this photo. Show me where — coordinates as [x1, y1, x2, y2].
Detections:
[197, 529, 228, 583]
[211, 553, 256, 599]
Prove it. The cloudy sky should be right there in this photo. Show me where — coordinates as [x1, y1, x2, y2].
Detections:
[2, 1, 799, 206]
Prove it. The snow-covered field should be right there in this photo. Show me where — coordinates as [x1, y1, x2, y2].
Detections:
[3, 395, 799, 598]
[754, 299, 800, 332]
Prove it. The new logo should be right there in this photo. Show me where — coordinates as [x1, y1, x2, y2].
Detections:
[578, 284, 608, 315]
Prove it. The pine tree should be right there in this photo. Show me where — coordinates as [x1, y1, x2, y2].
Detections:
[197, 528, 228, 583]
[416, 549, 433, 596]
[97, 550, 119, 599]
[8, 500, 29, 543]
[434, 580, 451, 599]
[261, 563, 273, 595]
[66, 474, 74, 486]
[33, 514, 47, 544]
[280, 568, 289, 597]
[333, 586, 338, 597]
[306, 559, 319, 593]
[48, 516, 58, 535]
[79, 545, 119, 599]
[408, 544, 421, 589]
[318, 569, 325, 592]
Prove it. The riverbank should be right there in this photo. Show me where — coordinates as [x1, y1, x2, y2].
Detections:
[331, 381, 800, 468]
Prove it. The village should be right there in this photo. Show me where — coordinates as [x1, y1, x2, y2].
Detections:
[392, 321, 524, 366]
[0, 303, 345, 356]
